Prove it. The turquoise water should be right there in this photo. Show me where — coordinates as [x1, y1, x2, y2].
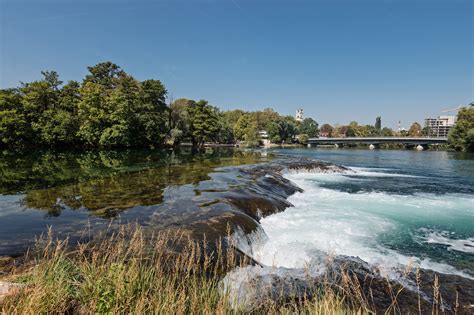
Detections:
[252, 149, 474, 277]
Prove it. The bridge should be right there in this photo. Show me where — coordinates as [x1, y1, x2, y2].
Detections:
[307, 137, 448, 150]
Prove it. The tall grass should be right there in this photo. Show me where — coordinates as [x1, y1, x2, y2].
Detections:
[1, 225, 354, 314]
[1, 225, 454, 314]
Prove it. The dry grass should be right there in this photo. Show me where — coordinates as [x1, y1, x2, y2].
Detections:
[0, 225, 355, 314]
[0, 225, 455, 314]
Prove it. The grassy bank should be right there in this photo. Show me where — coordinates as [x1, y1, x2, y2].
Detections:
[0, 226, 355, 314]
[0, 225, 457, 314]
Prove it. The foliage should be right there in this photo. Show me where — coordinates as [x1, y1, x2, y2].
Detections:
[320, 123, 334, 137]
[408, 122, 422, 137]
[298, 118, 319, 138]
[268, 116, 296, 143]
[298, 133, 309, 145]
[186, 100, 220, 147]
[448, 106, 474, 152]
[1, 62, 168, 148]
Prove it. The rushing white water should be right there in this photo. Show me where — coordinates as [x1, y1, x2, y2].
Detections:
[248, 167, 474, 279]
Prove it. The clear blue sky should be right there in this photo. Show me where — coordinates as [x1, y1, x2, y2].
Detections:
[1, 0, 472, 129]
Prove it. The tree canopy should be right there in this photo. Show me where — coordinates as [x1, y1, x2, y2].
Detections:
[448, 106, 474, 152]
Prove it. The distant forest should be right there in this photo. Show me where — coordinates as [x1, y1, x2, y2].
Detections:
[1, 62, 472, 151]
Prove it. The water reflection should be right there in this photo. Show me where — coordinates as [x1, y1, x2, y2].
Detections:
[1, 148, 269, 218]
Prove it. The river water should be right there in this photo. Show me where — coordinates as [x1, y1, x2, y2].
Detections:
[255, 148, 474, 278]
[0, 148, 473, 279]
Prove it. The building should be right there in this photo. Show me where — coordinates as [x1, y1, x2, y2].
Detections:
[424, 115, 456, 137]
[258, 130, 271, 147]
[295, 108, 304, 122]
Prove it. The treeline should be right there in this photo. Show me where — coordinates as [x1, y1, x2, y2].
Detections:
[0, 62, 319, 148]
[1, 61, 472, 150]
[319, 119, 432, 138]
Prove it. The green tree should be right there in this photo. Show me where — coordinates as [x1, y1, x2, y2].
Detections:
[84, 61, 125, 89]
[298, 118, 319, 138]
[421, 126, 433, 137]
[136, 79, 168, 146]
[0, 89, 29, 146]
[381, 127, 394, 137]
[77, 82, 108, 145]
[234, 114, 257, 143]
[187, 100, 220, 147]
[268, 117, 296, 143]
[298, 134, 309, 145]
[448, 106, 474, 152]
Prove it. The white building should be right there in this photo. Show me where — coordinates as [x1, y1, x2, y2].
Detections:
[295, 108, 304, 122]
[424, 115, 456, 137]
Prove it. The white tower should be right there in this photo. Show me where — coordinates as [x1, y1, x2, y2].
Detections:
[295, 108, 304, 122]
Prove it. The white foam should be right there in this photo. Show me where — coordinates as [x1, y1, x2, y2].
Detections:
[246, 170, 474, 279]
[416, 228, 474, 254]
[349, 167, 425, 178]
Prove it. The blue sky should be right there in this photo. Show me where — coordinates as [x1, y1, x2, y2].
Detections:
[1, 0, 472, 129]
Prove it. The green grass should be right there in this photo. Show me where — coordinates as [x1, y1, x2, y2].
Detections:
[0, 226, 366, 314]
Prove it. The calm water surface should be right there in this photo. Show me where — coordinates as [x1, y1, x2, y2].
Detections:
[0, 148, 269, 256]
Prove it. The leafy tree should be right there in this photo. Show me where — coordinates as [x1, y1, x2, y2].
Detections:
[320, 124, 334, 137]
[268, 117, 296, 143]
[136, 79, 168, 145]
[408, 122, 422, 137]
[421, 126, 433, 137]
[170, 98, 193, 144]
[0, 89, 29, 145]
[77, 82, 108, 145]
[298, 118, 319, 138]
[448, 106, 474, 152]
[233, 114, 256, 142]
[298, 134, 309, 145]
[187, 100, 220, 147]
[381, 127, 394, 137]
[84, 61, 125, 89]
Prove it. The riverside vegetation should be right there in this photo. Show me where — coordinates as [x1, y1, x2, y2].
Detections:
[2, 225, 465, 314]
[1, 61, 472, 151]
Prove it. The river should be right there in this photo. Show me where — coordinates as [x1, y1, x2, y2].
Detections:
[0, 148, 473, 280]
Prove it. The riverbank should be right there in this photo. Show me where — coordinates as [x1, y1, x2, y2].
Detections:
[1, 156, 473, 313]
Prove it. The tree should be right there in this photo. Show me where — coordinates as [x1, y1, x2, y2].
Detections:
[84, 61, 125, 89]
[421, 126, 433, 137]
[298, 134, 309, 145]
[0, 89, 29, 146]
[268, 117, 296, 143]
[187, 100, 220, 147]
[448, 106, 474, 152]
[234, 114, 257, 142]
[320, 124, 333, 137]
[375, 116, 382, 135]
[381, 127, 394, 137]
[408, 122, 422, 137]
[298, 118, 319, 138]
[136, 79, 168, 145]
[77, 82, 108, 145]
